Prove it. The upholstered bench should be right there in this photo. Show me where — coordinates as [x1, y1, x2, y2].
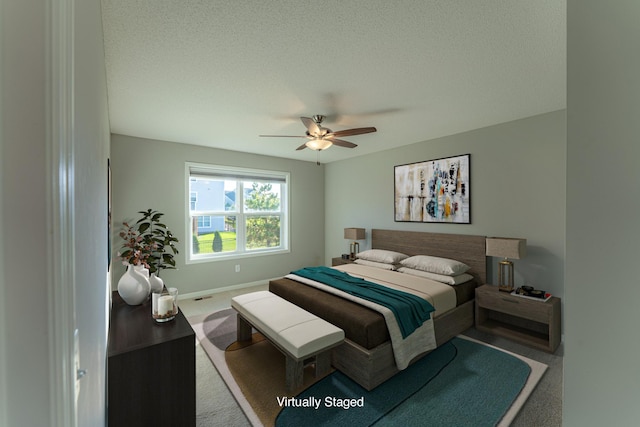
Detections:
[231, 291, 345, 392]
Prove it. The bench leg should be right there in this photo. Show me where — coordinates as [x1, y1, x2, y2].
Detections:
[315, 351, 331, 377]
[285, 356, 303, 393]
[236, 314, 252, 342]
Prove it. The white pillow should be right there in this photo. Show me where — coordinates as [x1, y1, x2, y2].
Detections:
[356, 249, 408, 264]
[400, 255, 470, 276]
[354, 259, 398, 270]
[397, 267, 473, 285]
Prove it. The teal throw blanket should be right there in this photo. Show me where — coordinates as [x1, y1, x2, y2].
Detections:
[291, 266, 434, 338]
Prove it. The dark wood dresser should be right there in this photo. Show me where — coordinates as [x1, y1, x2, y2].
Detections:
[107, 291, 195, 426]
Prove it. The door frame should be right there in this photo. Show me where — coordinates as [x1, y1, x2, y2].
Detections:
[47, 0, 78, 426]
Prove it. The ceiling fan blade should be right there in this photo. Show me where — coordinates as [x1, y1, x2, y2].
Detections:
[301, 117, 321, 135]
[259, 134, 307, 138]
[295, 142, 308, 151]
[331, 138, 357, 149]
[329, 127, 377, 138]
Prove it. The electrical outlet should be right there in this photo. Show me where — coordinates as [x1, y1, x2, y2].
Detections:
[235, 264, 240, 273]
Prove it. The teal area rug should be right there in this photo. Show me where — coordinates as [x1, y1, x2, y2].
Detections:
[277, 337, 536, 427]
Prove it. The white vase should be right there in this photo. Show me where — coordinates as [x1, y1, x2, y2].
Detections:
[134, 264, 150, 280]
[149, 272, 164, 294]
[117, 264, 151, 305]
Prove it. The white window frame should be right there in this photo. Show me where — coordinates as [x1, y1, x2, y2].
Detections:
[185, 162, 290, 263]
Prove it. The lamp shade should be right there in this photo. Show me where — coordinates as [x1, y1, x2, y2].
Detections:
[486, 237, 526, 259]
[344, 228, 365, 240]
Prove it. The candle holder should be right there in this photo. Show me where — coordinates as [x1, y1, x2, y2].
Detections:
[168, 287, 178, 314]
[152, 291, 176, 322]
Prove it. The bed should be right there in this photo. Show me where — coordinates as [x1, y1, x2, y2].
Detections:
[269, 229, 487, 390]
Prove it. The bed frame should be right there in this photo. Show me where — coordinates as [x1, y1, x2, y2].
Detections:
[330, 229, 487, 390]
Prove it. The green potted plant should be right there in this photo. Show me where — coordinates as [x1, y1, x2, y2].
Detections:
[133, 209, 179, 273]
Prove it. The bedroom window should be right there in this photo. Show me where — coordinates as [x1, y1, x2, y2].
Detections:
[186, 162, 290, 262]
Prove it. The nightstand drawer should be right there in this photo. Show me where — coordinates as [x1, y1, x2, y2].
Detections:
[476, 289, 549, 324]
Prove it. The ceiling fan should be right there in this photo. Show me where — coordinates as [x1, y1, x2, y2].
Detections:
[260, 115, 377, 151]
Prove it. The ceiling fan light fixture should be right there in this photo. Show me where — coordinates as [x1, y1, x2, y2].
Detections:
[306, 138, 333, 151]
[260, 114, 376, 152]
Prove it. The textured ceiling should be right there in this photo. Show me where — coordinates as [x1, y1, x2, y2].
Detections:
[101, 0, 566, 164]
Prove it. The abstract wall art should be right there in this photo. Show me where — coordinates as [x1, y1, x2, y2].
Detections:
[394, 154, 470, 223]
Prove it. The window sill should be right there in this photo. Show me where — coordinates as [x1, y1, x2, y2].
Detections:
[186, 248, 290, 264]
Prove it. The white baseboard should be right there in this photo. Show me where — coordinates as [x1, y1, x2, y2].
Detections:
[178, 278, 274, 301]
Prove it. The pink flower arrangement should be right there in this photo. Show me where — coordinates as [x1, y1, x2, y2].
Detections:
[118, 222, 158, 268]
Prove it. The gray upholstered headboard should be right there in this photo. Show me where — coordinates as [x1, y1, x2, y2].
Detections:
[371, 229, 487, 285]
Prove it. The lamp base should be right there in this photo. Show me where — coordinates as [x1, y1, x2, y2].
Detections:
[497, 259, 514, 292]
[349, 241, 360, 260]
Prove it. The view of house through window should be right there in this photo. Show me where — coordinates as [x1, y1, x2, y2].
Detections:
[187, 163, 289, 261]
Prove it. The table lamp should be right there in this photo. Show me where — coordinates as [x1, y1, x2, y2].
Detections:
[344, 228, 365, 260]
[486, 237, 526, 292]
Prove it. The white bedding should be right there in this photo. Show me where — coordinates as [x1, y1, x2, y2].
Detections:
[334, 264, 457, 317]
[285, 264, 457, 370]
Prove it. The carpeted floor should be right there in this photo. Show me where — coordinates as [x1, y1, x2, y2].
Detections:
[190, 307, 547, 427]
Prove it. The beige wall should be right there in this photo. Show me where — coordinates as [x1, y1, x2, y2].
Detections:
[325, 110, 566, 298]
[110, 135, 325, 295]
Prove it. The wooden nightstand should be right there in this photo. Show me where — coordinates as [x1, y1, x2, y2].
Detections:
[475, 284, 561, 353]
[331, 257, 355, 266]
